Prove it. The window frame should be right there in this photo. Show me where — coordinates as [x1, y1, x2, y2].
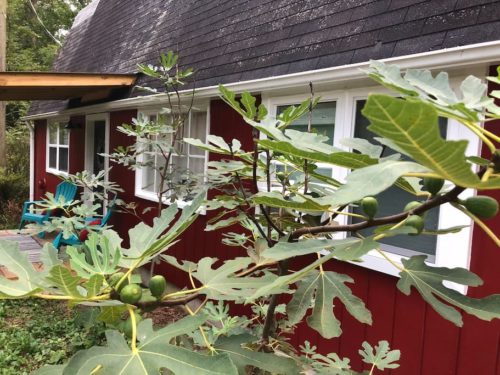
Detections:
[134, 106, 210, 208]
[46, 118, 70, 176]
[263, 84, 480, 287]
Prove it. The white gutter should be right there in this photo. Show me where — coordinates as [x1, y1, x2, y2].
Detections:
[22, 40, 500, 121]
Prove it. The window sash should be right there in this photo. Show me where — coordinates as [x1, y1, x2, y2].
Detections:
[135, 109, 208, 199]
[264, 85, 477, 285]
[47, 122, 69, 174]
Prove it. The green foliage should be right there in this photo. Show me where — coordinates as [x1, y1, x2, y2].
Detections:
[359, 340, 400, 371]
[38, 317, 237, 375]
[0, 299, 105, 374]
[362, 95, 500, 189]
[398, 256, 500, 326]
[2, 57, 500, 374]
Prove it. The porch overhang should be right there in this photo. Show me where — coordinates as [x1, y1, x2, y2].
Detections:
[0, 72, 137, 100]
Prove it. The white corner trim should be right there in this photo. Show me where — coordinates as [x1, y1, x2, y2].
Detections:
[22, 40, 500, 121]
[28, 122, 35, 200]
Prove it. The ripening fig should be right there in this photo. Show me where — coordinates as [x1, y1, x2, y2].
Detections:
[423, 177, 444, 196]
[149, 275, 167, 298]
[405, 215, 424, 235]
[361, 197, 378, 219]
[122, 311, 143, 338]
[463, 196, 499, 219]
[404, 201, 423, 213]
[120, 284, 143, 305]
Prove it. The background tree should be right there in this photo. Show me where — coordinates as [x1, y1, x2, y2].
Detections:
[6, 0, 91, 128]
[0, 0, 90, 229]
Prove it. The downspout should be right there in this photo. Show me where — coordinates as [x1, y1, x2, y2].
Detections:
[26, 120, 35, 201]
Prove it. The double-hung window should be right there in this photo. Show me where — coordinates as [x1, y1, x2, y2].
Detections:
[135, 107, 209, 203]
[46, 121, 69, 175]
[264, 86, 479, 281]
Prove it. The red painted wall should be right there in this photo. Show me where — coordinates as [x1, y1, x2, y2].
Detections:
[33, 116, 86, 198]
[32, 84, 500, 374]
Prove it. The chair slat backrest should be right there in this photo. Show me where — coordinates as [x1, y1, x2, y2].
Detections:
[55, 181, 78, 203]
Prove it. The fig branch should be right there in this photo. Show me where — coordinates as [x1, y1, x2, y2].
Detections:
[290, 169, 487, 241]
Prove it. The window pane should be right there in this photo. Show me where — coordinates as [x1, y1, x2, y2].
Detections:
[59, 126, 69, 145]
[49, 147, 57, 169]
[171, 155, 188, 173]
[141, 155, 155, 193]
[189, 112, 207, 156]
[352, 100, 447, 256]
[189, 157, 205, 174]
[59, 147, 69, 172]
[277, 101, 336, 144]
[48, 124, 58, 144]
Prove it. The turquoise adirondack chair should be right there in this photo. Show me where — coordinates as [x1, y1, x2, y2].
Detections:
[19, 181, 78, 238]
[53, 193, 117, 250]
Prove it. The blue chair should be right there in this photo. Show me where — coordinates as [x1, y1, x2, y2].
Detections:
[53, 193, 117, 249]
[19, 181, 78, 238]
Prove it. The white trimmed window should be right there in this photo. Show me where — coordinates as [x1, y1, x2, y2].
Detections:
[135, 107, 209, 204]
[264, 85, 479, 281]
[46, 121, 69, 175]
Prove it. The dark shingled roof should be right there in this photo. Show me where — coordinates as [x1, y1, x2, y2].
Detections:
[29, 0, 500, 115]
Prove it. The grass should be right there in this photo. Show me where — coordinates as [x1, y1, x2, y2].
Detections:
[0, 299, 106, 374]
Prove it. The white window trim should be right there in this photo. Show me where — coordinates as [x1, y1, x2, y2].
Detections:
[85, 113, 110, 175]
[85, 113, 111, 212]
[263, 84, 481, 291]
[134, 106, 210, 209]
[46, 118, 70, 176]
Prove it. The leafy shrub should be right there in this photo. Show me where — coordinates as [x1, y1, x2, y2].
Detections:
[0, 299, 105, 374]
[0, 126, 30, 229]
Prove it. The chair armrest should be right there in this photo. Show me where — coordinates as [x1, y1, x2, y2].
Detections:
[22, 200, 45, 214]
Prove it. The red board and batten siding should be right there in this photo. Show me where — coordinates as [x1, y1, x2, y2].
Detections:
[32, 84, 500, 373]
[33, 116, 86, 198]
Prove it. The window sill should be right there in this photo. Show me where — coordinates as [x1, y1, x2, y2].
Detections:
[46, 168, 69, 178]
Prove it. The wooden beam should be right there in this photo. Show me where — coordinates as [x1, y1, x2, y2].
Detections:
[0, 72, 136, 87]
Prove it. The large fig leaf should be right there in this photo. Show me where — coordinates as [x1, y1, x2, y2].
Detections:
[192, 257, 280, 301]
[216, 334, 299, 375]
[67, 231, 121, 278]
[362, 95, 500, 189]
[397, 256, 500, 326]
[121, 192, 205, 268]
[0, 240, 58, 297]
[359, 340, 400, 371]
[306, 271, 372, 339]
[258, 139, 377, 170]
[366, 60, 492, 121]
[317, 160, 429, 207]
[251, 191, 330, 212]
[51, 316, 238, 375]
[262, 238, 378, 262]
[45, 265, 84, 298]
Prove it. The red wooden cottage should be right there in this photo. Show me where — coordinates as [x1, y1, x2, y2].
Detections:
[10, 0, 500, 373]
